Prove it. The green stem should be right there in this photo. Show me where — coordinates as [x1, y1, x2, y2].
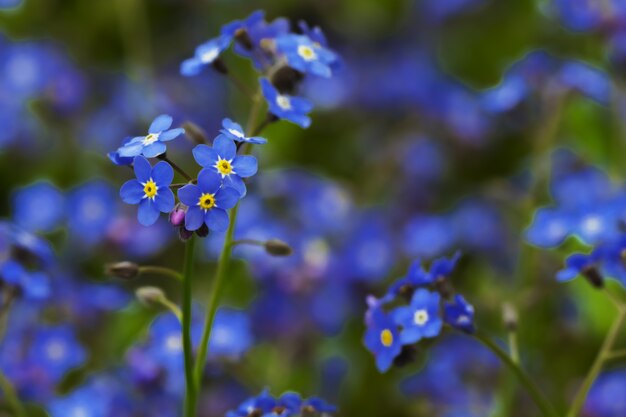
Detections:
[182, 237, 197, 417]
[566, 300, 626, 417]
[606, 349, 626, 361]
[193, 205, 238, 385]
[139, 266, 183, 281]
[474, 330, 558, 417]
[0, 368, 26, 417]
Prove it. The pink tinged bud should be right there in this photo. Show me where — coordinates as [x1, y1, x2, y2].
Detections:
[170, 207, 186, 227]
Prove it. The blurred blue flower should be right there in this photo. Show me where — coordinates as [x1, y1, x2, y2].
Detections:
[559, 61, 611, 105]
[0, 260, 50, 300]
[392, 289, 443, 344]
[181, 35, 232, 76]
[209, 308, 253, 359]
[584, 369, 626, 417]
[364, 307, 402, 372]
[260, 78, 313, 128]
[29, 325, 86, 381]
[67, 181, 116, 245]
[178, 169, 240, 232]
[276, 34, 338, 78]
[117, 114, 184, 158]
[120, 156, 175, 226]
[193, 136, 259, 197]
[444, 295, 475, 334]
[12, 181, 65, 233]
[220, 118, 267, 145]
[232, 11, 290, 69]
[403, 214, 455, 258]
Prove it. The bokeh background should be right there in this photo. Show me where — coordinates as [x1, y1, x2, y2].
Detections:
[1, 0, 626, 416]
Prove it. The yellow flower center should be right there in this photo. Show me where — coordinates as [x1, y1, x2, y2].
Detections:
[414, 310, 429, 326]
[143, 133, 159, 146]
[215, 159, 233, 176]
[298, 45, 317, 61]
[143, 179, 158, 199]
[198, 193, 216, 210]
[380, 329, 393, 347]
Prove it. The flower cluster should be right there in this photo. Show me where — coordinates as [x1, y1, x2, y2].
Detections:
[225, 389, 336, 417]
[109, 114, 262, 233]
[363, 252, 475, 372]
[181, 10, 340, 129]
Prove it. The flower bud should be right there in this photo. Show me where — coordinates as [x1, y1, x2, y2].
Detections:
[264, 239, 293, 256]
[234, 28, 253, 50]
[178, 227, 193, 242]
[270, 66, 304, 94]
[169, 205, 186, 227]
[182, 122, 209, 145]
[105, 261, 139, 280]
[582, 265, 604, 289]
[212, 58, 228, 74]
[502, 302, 518, 331]
[135, 286, 165, 306]
[195, 224, 210, 238]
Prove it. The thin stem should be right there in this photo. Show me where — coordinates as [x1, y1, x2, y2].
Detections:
[227, 72, 255, 99]
[606, 349, 626, 361]
[473, 330, 558, 417]
[566, 295, 626, 417]
[158, 297, 183, 322]
[139, 266, 183, 281]
[509, 331, 520, 365]
[163, 156, 193, 182]
[181, 237, 197, 417]
[0, 369, 26, 417]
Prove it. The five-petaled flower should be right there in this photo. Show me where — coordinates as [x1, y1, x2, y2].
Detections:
[275, 34, 338, 78]
[117, 115, 185, 158]
[260, 78, 313, 128]
[177, 169, 240, 232]
[444, 294, 475, 334]
[120, 156, 176, 226]
[181, 35, 232, 76]
[192, 135, 258, 197]
[220, 118, 267, 145]
[392, 289, 443, 344]
[364, 307, 402, 372]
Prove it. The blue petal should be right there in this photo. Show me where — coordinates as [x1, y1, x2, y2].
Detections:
[206, 208, 229, 232]
[154, 188, 175, 213]
[160, 128, 184, 142]
[215, 187, 240, 210]
[422, 319, 443, 338]
[137, 199, 160, 226]
[223, 175, 246, 197]
[142, 142, 167, 158]
[133, 156, 152, 182]
[178, 184, 201, 207]
[120, 180, 144, 204]
[185, 206, 204, 231]
[117, 141, 144, 157]
[376, 350, 395, 373]
[192, 144, 219, 168]
[399, 327, 423, 345]
[149, 114, 173, 134]
[198, 169, 222, 194]
[181, 57, 204, 76]
[213, 135, 237, 160]
[232, 156, 258, 177]
[152, 161, 174, 186]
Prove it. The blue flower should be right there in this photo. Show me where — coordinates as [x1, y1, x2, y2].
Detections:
[225, 389, 276, 417]
[0, 259, 50, 299]
[29, 325, 86, 381]
[177, 169, 240, 232]
[386, 252, 461, 298]
[275, 34, 338, 78]
[119, 156, 175, 226]
[208, 308, 253, 359]
[219, 118, 267, 144]
[260, 78, 313, 128]
[444, 295, 475, 334]
[303, 397, 337, 413]
[559, 61, 611, 105]
[392, 289, 443, 344]
[181, 35, 232, 76]
[556, 253, 597, 282]
[192, 136, 258, 197]
[12, 181, 65, 233]
[67, 181, 116, 245]
[584, 369, 626, 417]
[364, 307, 402, 372]
[117, 114, 184, 158]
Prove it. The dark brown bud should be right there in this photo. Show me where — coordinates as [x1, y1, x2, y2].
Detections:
[234, 28, 254, 50]
[393, 345, 418, 368]
[178, 227, 193, 242]
[182, 122, 209, 145]
[270, 66, 304, 94]
[264, 239, 293, 256]
[195, 224, 210, 238]
[105, 261, 139, 280]
[135, 286, 165, 306]
[212, 57, 228, 74]
[502, 302, 518, 331]
[582, 265, 604, 289]
[434, 276, 454, 299]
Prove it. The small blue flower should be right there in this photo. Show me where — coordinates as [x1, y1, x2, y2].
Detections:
[392, 289, 443, 344]
[556, 253, 597, 282]
[220, 118, 267, 144]
[0, 259, 50, 300]
[364, 307, 402, 372]
[192, 136, 258, 197]
[275, 34, 338, 78]
[208, 308, 253, 359]
[177, 169, 240, 232]
[260, 78, 313, 128]
[67, 181, 116, 245]
[302, 397, 337, 413]
[12, 181, 65, 233]
[444, 295, 475, 334]
[29, 325, 86, 381]
[117, 115, 184, 158]
[181, 35, 232, 76]
[119, 156, 175, 226]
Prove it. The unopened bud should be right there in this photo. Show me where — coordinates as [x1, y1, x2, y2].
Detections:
[212, 58, 228, 74]
[234, 28, 253, 50]
[136, 286, 165, 306]
[178, 227, 193, 242]
[393, 345, 418, 368]
[502, 302, 518, 331]
[582, 265, 604, 289]
[105, 261, 139, 280]
[270, 66, 304, 94]
[169, 205, 186, 227]
[182, 122, 209, 145]
[264, 239, 293, 256]
[195, 224, 210, 238]
[434, 276, 454, 300]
